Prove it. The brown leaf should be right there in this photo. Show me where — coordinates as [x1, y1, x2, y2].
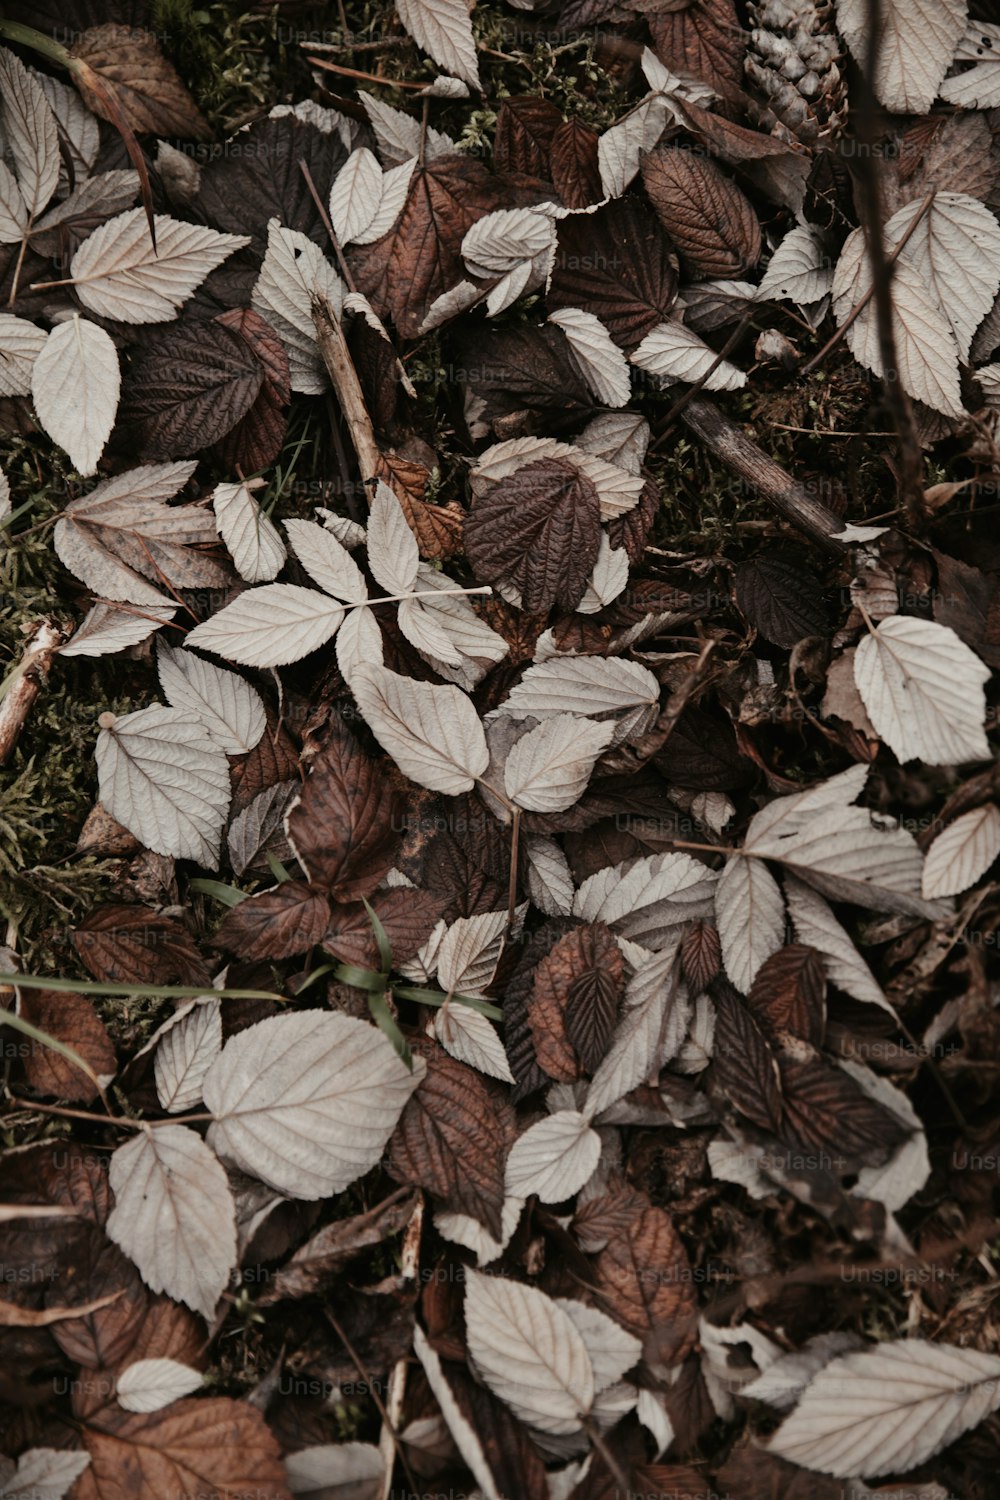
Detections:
[654, 704, 752, 790]
[548, 197, 679, 350]
[933, 549, 1000, 669]
[0, 1291, 120, 1327]
[551, 119, 603, 209]
[642, 146, 762, 279]
[257, 1188, 419, 1304]
[350, 154, 510, 338]
[73, 906, 209, 985]
[711, 979, 784, 1132]
[454, 324, 597, 436]
[494, 97, 563, 178]
[529, 922, 623, 1079]
[503, 920, 577, 1100]
[286, 717, 400, 901]
[446, 1363, 550, 1498]
[17, 990, 115, 1103]
[72, 1292, 208, 1426]
[0, 1140, 111, 1229]
[376, 451, 465, 561]
[212, 307, 290, 475]
[47, 1224, 146, 1370]
[69, 25, 210, 138]
[388, 1041, 513, 1237]
[323, 887, 447, 969]
[681, 920, 722, 994]
[120, 314, 267, 459]
[778, 1055, 910, 1171]
[607, 474, 660, 564]
[734, 552, 829, 647]
[571, 1174, 647, 1252]
[716, 1444, 845, 1500]
[464, 456, 602, 613]
[748, 945, 826, 1048]
[594, 1204, 697, 1361]
[230, 709, 300, 814]
[74, 1398, 291, 1500]
[648, 0, 745, 95]
[215, 881, 331, 960]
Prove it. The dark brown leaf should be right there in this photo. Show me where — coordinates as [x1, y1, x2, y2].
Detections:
[528, 922, 623, 1079]
[716, 1443, 845, 1500]
[323, 887, 447, 968]
[388, 1041, 512, 1237]
[933, 549, 1000, 669]
[550, 119, 602, 208]
[607, 473, 660, 564]
[286, 717, 400, 901]
[447, 1363, 550, 1498]
[681, 920, 722, 994]
[648, 0, 745, 95]
[73, 906, 209, 985]
[464, 456, 602, 614]
[547, 198, 679, 350]
[734, 552, 829, 647]
[215, 881, 331, 960]
[212, 307, 290, 474]
[453, 323, 596, 436]
[16, 990, 115, 1103]
[654, 704, 752, 790]
[229, 708, 300, 814]
[494, 97, 563, 179]
[748, 945, 826, 1047]
[711, 978, 784, 1132]
[257, 1189, 418, 1304]
[69, 24, 210, 138]
[778, 1055, 910, 1170]
[642, 146, 762, 279]
[46, 1224, 147, 1370]
[594, 1204, 698, 1362]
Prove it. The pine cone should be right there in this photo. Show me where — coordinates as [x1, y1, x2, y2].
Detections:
[745, 0, 847, 146]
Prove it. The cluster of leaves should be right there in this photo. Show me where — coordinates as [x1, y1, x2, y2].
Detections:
[4, 0, 1000, 1498]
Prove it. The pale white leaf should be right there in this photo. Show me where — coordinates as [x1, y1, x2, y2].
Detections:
[0, 467, 9, 526]
[505, 1111, 601, 1203]
[598, 95, 670, 198]
[420, 74, 471, 97]
[354, 158, 417, 243]
[575, 411, 650, 475]
[745, 763, 871, 847]
[742, 1333, 865, 1411]
[0, 1448, 91, 1500]
[840, 1059, 929, 1212]
[757, 226, 834, 306]
[577, 535, 630, 614]
[336, 605, 384, 687]
[0, 314, 47, 397]
[675, 992, 715, 1073]
[630, 319, 746, 392]
[573, 852, 717, 949]
[107, 1124, 237, 1319]
[435, 1000, 513, 1082]
[549, 308, 631, 406]
[284, 1442, 384, 1499]
[751, 803, 927, 916]
[832, 231, 963, 418]
[96, 705, 230, 868]
[464, 1270, 595, 1435]
[157, 643, 266, 754]
[70, 210, 249, 323]
[185, 584, 343, 669]
[367, 480, 419, 595]
[329, 147, 385, 245]
[59, 601, 176, 659]
[413, 1327, 502, 1500]
[204, 1011, 425, 1199]
[212, 480, 286, 583]
[32, 171, 140, 243]
[504, 715, 614, 813]
[116, 1358, 203, 1413]
[395, 0, 481, 89]
[854, 615, 990, 765]
[555, 1301, 643, 1394]
[31, 316, 120, 477]
[360, 94, 454, 166]
[501, 655, 659, 726]
[155, 998, 223, 1113]
[436, 910, 507, 995]
[833, 523, 890, 543]
[525, 834, 575, 916]
[284, 518, 369, 603]
[404, 563, 508, 680]
[586, 945, 690, 1117]
[837, 0, 966, 112]
[940, 21, 1000, 107]
[251, 219, 344, 393]
[485, 257, 547, 317]
[883, 192, 1000, 359]
[434, 1195, 523, 1266]
[707, 1137, 772, 1200]
[36, 72, 100, 190]
[0, 47, 59, 217]
[783, 874, 895, 1016]
[419, 279, 483, 332]
[351, 662, 488, 794]
[921, 804, 1000, 898]
[0, 160, 26, 243]
[715, 855, 786, 993]
[767, 1338, 1000, 1478]
[463, 207, 556, 277]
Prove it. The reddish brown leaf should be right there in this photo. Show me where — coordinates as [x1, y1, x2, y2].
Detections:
[734, 552, 829, 648]
[494, 97, 563, 178]
[215, 881, 331, 960]
[16, 990, 115, 1103]
[286, 717, 400, 901]
[350, 155, 510, 339]
[375, 451, 465, 561]
[69, 25, 211, 138]
[73, 906, 209, 985]
[47, 1223, 147, 1370]
[778, 1055, 910, 1170]
[72, 1293, 207, 1426]
[464, 457, 602, 614]
[323, 887, 447, 968]
[594, 1204, 698, 1362]
[257, 1189, 419, 1305]
[548, 198, 679, 350]
[648, 0, 745, 96]
[212, 307, 291, 475]
[388, 1041, 513, 1237]
[528, 922, 623, 1079]
[503, 920, 577, 1100]
[748, 944, 826, 1047]
[571, 1175, 647, 1252]
[642, 146, 762, 279]
[230, 709, 299, 814]
[681, 920, 722, 994]
[607, 474, 660, 564]
[550, 118, 602, 209]
[711, 979, 784, 1132]
[447, 1363, 550, 1498]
